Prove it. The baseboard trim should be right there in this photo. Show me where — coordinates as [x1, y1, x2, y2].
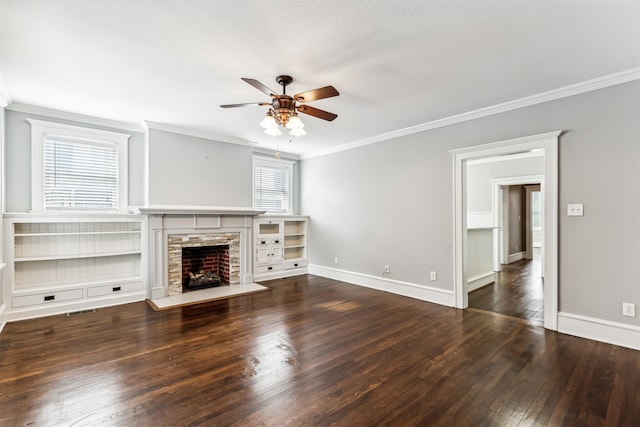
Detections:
[508, 252, 525, 264]
[309, 264, 454, 307]
[3, 292, 147, 323]
[558, 311, 640, 351]
[466, 272, 495, 293]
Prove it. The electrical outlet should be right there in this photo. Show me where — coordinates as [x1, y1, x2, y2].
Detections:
[430, 271, 437, 281]
[567, 203, 584, 216]
[334, 257, 339, 264]
[622, 302, 636, 317]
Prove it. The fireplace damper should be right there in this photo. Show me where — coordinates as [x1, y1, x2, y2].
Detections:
[181, 245, 230, 292]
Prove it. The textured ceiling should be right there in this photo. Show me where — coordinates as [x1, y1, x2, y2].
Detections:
[1, 1, 639, 156]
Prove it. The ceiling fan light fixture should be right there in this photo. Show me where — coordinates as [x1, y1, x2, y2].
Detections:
[286, 114, 304, 130]
[222, 75, 339, 139]
[259, 113, 277, 129]
[289, 127, 306, 137]
[264, 126, 282, 136]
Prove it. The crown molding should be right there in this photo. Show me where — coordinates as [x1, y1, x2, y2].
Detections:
[301, 67, 640, 160]
[7, 102, 145, 132]
[144, 121, 256, 148]
[252, 146, 300, 161]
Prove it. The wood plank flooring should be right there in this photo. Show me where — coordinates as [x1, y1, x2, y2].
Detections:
[469, 252, 544, 324]
[1, 275, 638, 426]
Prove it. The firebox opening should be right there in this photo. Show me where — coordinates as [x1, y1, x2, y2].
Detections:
[181, 245, 230, 292]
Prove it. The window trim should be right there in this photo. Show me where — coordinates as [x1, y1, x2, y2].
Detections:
[252, 156, 294, 214]
[28, 119, 130, 213]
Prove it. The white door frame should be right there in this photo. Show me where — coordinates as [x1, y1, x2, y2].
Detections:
[451, 131, 561, 330]
[491, 176, 543, 266]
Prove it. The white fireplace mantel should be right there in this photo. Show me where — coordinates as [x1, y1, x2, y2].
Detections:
[144, 207, 263, 300]
[134, 205, 266, 216]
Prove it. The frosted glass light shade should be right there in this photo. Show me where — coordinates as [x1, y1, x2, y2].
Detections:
[259, 114, 277, 129]
[264, 126, 282, 136]
[286, 115, 304, 130]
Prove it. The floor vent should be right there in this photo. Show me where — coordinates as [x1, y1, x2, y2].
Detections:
[66, 309, 97, 317]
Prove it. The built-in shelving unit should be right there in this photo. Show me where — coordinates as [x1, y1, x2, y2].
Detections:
[254, 216, 308, 281]
[2, 215, 146, 321]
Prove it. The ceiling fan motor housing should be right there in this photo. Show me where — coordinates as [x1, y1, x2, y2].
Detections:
[272, 96, 296, 126]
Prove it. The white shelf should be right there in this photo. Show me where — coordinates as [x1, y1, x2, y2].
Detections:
[15, 250, 142, 262]
[4, 216, 146, 319]
[15, 230, 142, 237]
[254, 216, 307, 280]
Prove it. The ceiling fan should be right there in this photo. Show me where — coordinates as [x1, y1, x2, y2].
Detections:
[220, 75, 339, 137]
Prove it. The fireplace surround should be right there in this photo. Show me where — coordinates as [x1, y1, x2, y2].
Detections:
[140, 207, 264, 300]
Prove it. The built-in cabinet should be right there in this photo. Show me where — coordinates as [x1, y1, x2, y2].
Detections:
[2, 215, 146, 321]
[254, 216, 308, 281]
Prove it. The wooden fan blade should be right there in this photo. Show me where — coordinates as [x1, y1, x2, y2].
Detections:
[294, 86, 339, 103]
[241, 78, 278, 97]
[220, 102, 270, 108]
[297, 105, 338, 121]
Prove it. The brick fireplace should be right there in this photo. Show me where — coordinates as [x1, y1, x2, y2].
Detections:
[167, 232, 240, 295]
[181, 245, 230, 290]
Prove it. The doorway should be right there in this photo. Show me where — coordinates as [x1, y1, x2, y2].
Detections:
[467, 176, 544, 323]
[451, 131, 560, 330]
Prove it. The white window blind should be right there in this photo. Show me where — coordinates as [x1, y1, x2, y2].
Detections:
[254, 162, 290, 213]
[43, 136, 119, 210]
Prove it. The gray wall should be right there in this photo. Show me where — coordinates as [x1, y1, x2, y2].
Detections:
[466, 155, 544, 212]
[4, 110, 301, 213]
[4, 110, 146, 212]
[147, 129, 252, 207]
[301, 81, 640, 327]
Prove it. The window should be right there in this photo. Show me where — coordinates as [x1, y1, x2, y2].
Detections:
[29, 119, 130, 212]
[253, 157, 293, 213]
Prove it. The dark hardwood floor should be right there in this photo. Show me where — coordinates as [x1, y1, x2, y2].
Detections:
[469, 250, 544, 324]
[1, 275, 638, 426]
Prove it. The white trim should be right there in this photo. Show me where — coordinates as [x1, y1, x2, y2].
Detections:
[0, 303, 6, 333]
[27, 119, 130, 213]
[467, 150, 544, 165]
[252, 146, 300, 161]
[309, 264, 455, 307]
[135, 205, 265, 215]
[466, 272, 495, 293]
[8, 102, 144, 132]
[145, 121, 256, 148]
[491, 175, 544, 265]
[0, 72, 12, 107]
[452, 131, 560, 330]
[302, 68, 640, 160]
[507, 251, 525, 264]
[2, 292, 146, 323]
[558, 312, 640, 351]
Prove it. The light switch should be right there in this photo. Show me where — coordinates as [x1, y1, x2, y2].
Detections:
[567, 203, 584, 216]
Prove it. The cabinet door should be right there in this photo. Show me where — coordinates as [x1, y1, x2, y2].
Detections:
[256, 247, 270, 264]
[271, 246, 283, 262]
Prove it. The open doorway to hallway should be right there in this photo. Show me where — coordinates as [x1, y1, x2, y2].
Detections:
[464, 153, 545, 323]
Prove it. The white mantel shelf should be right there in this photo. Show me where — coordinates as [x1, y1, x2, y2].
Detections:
[135, 206, 266, 216]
